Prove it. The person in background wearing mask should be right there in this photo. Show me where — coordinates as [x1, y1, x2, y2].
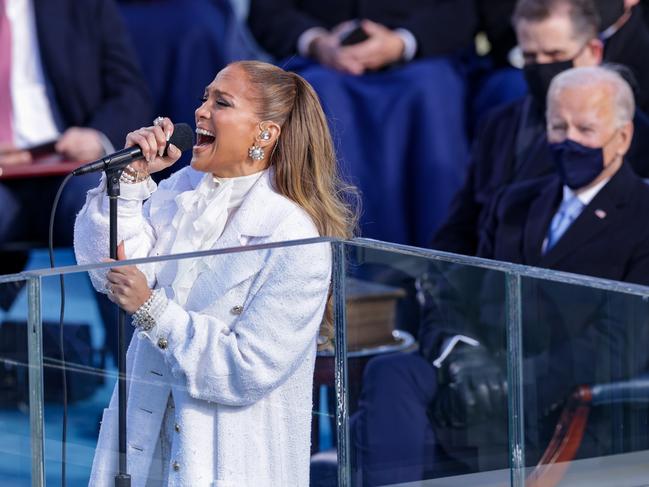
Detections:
[589, 0, 649, 112]
[352, 65, 649, 485]
[473, 0, 649, 116]
[432, 0, 649, 256]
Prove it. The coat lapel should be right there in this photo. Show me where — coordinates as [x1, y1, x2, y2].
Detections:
[540, 164, 634, 268]
[197, 170, 298, 293]
[523, 179, 562, 266]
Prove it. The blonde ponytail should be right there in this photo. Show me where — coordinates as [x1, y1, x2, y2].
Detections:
[231, 61, 358, 343]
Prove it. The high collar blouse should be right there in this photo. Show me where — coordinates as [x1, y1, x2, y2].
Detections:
[166, 169, 267, 305]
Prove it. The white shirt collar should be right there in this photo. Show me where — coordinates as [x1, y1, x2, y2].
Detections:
[563, 177, 610, 206]
[210, 169, 267, 209]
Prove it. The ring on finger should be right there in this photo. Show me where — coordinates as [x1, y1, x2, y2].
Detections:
[153, 116, 165, 126]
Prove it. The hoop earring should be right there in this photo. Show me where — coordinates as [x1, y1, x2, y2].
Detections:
[248, 144, 265, 161]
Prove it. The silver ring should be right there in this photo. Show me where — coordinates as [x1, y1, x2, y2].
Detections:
[106, 283, 114, 295]
[153, 116, 165, 126]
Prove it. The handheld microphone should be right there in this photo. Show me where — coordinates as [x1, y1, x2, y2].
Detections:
[72, 123, 195, 176]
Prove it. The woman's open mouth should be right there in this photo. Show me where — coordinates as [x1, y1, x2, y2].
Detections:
[195, 128, 216, 149]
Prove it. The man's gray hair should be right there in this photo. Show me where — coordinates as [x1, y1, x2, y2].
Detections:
[547, 66, 636, 127]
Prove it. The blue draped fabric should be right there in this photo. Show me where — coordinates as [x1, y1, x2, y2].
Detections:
[119, 0, 245, 125]
[285, 57, 470, 246]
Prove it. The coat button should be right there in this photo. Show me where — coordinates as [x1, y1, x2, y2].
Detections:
[172, 461, 180, 472]
[157, 338, 168, 350]
[174, 423, 180, 433]
[231, 305, 243, 315]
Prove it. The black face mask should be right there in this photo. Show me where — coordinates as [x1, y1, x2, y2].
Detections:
[549, 138, 606, 189]
[595, 0, 625, 31]
[523, 60, 574, 108]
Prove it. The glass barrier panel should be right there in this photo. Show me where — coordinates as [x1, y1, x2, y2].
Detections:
[341, 242, 512, 487]
[39, 268, 112, 486]
[520, 276, 649, 487]
[0, 274, 36, 486]
[36, 240, 333, 486]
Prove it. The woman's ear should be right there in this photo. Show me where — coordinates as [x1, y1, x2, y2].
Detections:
[258, 121, 281, 148]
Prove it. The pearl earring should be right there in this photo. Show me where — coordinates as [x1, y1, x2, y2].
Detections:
[249, 127, 271, 161]
[248, 145, 265, 161]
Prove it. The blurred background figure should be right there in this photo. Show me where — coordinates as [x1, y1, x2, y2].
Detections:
[0, 0, 151, 361]
[472, 0, 649, 119]
[248, 0, 478, 246]
[0, 0, 151, 246]
[432, 0, 649, 256]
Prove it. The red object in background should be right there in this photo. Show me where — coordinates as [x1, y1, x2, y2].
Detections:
[0, 153, 84, 179]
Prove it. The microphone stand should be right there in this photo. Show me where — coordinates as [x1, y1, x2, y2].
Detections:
[106, 168, 131, 487]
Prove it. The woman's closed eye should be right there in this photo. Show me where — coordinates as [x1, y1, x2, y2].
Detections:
[199, 95, 230, 108]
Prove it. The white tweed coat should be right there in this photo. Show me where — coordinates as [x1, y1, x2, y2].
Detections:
[74, 167, 331, 487]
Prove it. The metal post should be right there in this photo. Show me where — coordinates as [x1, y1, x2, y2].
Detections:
[27, 277, 45, 487]
[107, 170, 131, 487]
[506, 273, 525, 487]
[332, 242, 350, 487]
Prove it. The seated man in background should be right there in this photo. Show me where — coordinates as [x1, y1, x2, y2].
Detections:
[476, 0, 649, 114]
[0, 0, 151, 365]
[248, 0, 477, 246]
[351, 66, 649, 485]
[0, 0, 151, 272]
[433, 0, 649, 256]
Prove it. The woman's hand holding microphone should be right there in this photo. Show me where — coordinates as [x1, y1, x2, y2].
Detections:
[124, 116, 183, 177]
[105, 116, 183, 312]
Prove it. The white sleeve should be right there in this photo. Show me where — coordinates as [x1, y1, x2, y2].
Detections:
[394, 28, 418, 62]
[73, 174, 158, 292]
[297, 27, 328, 57]
[141, 239, 332, 406]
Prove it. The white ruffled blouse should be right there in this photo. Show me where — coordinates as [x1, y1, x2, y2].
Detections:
[166, 170, 266, 305]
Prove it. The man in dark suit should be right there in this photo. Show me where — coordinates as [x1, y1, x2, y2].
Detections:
[351, 66, 649, 485]
[0, 0, 151, 363]
[475, 0, 649, 113]
[433, 0, 649, 256]
[248, 0, 476, 73]
[0, 0, 151, 258]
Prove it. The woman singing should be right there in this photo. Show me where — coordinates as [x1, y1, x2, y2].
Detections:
[75, 60, 356, 486]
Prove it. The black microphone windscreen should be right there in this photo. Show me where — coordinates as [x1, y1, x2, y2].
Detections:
[169, 123, 195, 153]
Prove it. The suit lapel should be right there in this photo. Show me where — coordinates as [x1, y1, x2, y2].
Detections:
[33, 0, 70, 119]
[523, 179, 562, 266]
[540, 164, 634, 268]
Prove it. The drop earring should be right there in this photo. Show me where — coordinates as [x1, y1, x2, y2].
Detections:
[248, 144, 265, 161]
[248, 127, 271, 161]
